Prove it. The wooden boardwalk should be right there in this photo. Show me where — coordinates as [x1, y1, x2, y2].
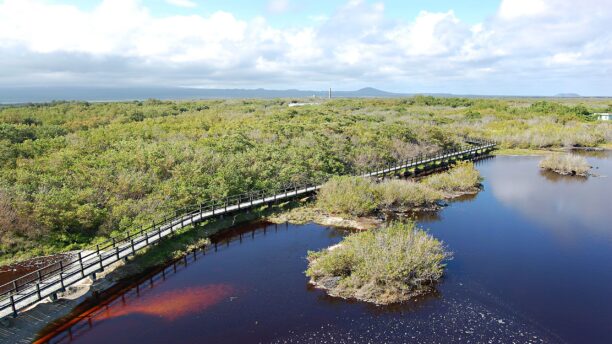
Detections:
[0, 140, 496, 319]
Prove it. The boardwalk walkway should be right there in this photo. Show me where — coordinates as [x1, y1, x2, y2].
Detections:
[0, 140, 496, 319]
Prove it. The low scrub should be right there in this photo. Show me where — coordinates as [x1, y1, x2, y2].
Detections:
[316, 162, 481, 215]
[315, 176, 379, 216]
[423, 161, 481, 195]
[539, 154, 590, 176]
[306, 221, 451, 305]
[377, 180, 442, 209]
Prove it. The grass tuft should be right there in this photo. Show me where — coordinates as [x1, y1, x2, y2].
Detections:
[306, 221, 451, 304]
[539, 154, 590, 176]
[315, 176, 379, 216]
[316, 161, 481, 216]
[423, 161, 481, 195]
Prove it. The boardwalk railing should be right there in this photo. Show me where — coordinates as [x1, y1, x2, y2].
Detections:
[0, 138, 496, 319]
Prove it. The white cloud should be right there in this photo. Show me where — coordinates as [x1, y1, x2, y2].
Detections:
[0, 0, 610, 95]
[267, 0, 290, 13]
[387, 11, 467, 56]
[165, 0, 197, 8]
[498, 0, 548, 20]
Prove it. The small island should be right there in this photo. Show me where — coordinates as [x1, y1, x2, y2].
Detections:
[295, 162, 480, 304]
[539, 154, 591, 176]
[306, 221, 451, 305]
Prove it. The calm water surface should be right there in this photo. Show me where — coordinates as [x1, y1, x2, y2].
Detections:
[40, 153, 612, 344]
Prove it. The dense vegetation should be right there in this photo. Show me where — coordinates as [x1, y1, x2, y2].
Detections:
[316, 162, 480, 216]
[306, 221, 451, 304]
[539, 154, 591, 176]
[0, 97, 610, 262]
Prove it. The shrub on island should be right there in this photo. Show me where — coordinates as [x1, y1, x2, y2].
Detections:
[423, 161, 481, 195]
[539, 154, 590, 176]
[316, 161, 481, 216]
[306, 221, 451, 305]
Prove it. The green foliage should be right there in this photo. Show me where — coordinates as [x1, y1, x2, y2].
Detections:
[377, 180, 442, 208]
[464, 110, 482, 120]
[306, 221, 451, 304]
[0, 96, 610, 261]
[0, 123, 36, 143]
[317, 162, 480, 215]
[407, 95, 474, 108]
[423, 161, 481, 193]
[0, 99, 445, 259]
[316, 176, 378, 216]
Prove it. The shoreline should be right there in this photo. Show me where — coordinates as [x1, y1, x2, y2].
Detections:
[0, 201, 303, 342]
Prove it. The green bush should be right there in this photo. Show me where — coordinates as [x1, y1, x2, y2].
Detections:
[316, 176, 378, 216]
[377, 180, 442, 208]
[306, 221, 451, 304]
[424, 161, 481, 193]
[317, 162, 480, 215]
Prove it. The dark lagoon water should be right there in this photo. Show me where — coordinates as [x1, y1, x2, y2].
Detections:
[38, 153, 612, 344]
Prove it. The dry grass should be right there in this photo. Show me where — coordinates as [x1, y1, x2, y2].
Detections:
[306, 221, 451, 305]
[423, 161, 481, 195]
[316, 162, 481, 216]
[377, 180, 442, 209]
[316, 176, 378, 216]
[539, 154, 591, 176]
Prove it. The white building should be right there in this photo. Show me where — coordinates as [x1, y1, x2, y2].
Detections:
[594, 113, 611, 121]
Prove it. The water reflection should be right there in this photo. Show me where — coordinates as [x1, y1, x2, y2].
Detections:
[571, 149, 612, 159]
[312, 286, 443, 315]
[539, 169, 588, 183]
[488, 155, 612, 241]
[102, 284, 235, 321]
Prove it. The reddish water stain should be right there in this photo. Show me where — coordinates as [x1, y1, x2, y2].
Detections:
[100, 284, 235, 321]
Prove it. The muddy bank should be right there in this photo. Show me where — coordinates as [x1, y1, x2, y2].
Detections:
[0, 253, 75, 287]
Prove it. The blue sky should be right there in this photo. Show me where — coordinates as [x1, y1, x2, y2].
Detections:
[52, 0, 500, 25]
[0, 0, 610, 96]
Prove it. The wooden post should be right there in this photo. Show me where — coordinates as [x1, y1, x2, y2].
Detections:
[10, 295, 17, 317]
[60, 268, 65, 292]
[79, 252, 84, 277]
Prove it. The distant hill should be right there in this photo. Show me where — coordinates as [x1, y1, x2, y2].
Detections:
[2, 87, 603, 104]
[0, 87, 409, 104]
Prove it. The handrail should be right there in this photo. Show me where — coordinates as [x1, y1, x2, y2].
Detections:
[0, 138, 496, 318]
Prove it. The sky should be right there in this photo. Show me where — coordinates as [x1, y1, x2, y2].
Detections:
[0, 0, 610, 96]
